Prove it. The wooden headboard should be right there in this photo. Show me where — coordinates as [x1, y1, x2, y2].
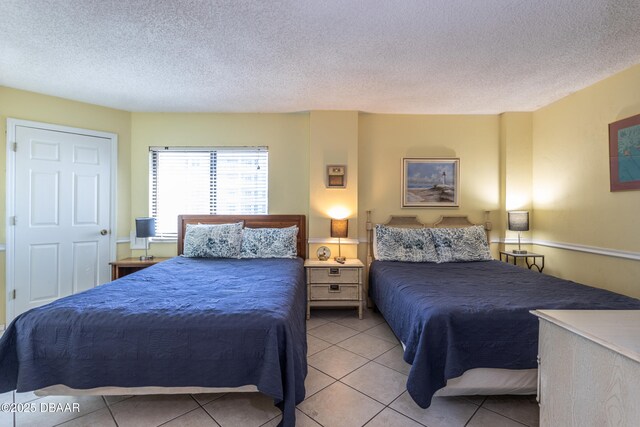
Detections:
[177, 214, 307, 258]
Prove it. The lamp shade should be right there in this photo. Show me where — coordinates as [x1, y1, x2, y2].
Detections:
[136, 217, 156, 238]
[507, 211, 529, 232]
[330, 219, 348, 238]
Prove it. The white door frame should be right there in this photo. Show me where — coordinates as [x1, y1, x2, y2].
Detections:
[6, 118, 118, 324]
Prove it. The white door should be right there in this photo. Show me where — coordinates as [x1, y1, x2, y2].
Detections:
[10, 123, 113, 318]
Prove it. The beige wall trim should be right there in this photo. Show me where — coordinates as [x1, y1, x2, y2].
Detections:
[308, 238, 360, 245]
[490, 238, 532, 245]
[129, 237, 181, 244]
[533, 239, 640, 261]
[493, 238, 640, 261]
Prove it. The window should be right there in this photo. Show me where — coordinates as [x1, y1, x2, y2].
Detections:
[150, 146, 268, 238]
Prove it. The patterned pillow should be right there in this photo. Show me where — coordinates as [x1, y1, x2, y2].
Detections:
[183, 222, 243, 258]
[374, 224, 439, 262]
[240, 226, 298, 258]
[429, 225, 492, 262]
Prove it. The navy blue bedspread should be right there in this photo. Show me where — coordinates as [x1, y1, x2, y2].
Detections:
[369, 260, 640, 408]
[0, 257, 307, 427]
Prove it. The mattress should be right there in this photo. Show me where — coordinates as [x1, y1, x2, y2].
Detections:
[399, 341, 537, 396]
[0, 257, 307, 427]
[369, 260, 640, 408]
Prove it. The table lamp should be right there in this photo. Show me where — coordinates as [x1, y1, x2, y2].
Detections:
[508, 211, 529, 254]
[330, 218, 348, 263]
[136, 217, 156, 261]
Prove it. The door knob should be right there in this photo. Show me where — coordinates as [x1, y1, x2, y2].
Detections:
[100, 229, 108, 236]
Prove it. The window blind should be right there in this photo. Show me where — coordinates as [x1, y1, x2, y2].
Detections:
[150, 147, 268, 238]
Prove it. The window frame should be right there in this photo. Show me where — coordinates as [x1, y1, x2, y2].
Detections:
[148, 146, 269, 240]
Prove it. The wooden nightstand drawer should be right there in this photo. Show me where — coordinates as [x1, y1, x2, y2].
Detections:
[310, 284, 359, 301]
[308, 267, 360, 284]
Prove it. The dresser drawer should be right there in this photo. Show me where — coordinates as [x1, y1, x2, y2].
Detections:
[308, 267, 360, 284]
[309, 284, 359, 300]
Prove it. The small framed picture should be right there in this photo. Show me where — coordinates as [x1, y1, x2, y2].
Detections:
[402, 158, 459, 207]
[609, 113, 640, 191]
[326, 165, 346, 188]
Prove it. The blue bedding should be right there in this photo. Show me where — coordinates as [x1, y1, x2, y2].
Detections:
[369, 260, 640, 408]
[0, 257, 307, 427]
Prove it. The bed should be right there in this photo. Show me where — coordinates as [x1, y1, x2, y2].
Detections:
[0, 214, 308, 427]
[367, 215, 640, 409]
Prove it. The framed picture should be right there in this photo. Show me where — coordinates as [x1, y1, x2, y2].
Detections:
[402, 158, 459, 207]
[326, 165, 346, 188]
[609, 113, 640, 191]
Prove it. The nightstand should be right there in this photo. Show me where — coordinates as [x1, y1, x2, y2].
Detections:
[304, 258, 364, 319]
[499, 251, 545, 272]
[110, 257, 171, 280]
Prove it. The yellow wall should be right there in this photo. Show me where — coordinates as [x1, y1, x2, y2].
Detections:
[3, 62, 640, 322]
[130, 112, 310, 257]
[532, 64, 640, 298]
[499, 112, 533, 253]
[0, 86, 132, 323]
[358, 113, 501, 257]
[308, 111, 359, 260]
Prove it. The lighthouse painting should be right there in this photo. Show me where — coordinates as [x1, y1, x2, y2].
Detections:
[402, 158, 459, 207]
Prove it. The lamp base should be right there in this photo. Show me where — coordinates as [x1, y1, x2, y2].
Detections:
[139, 255, 155, 261]
[334, 256, 346, 264]
[512, 250, 528, 254]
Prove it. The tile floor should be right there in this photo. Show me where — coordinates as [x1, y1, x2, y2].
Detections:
[0, 308, 540, 426]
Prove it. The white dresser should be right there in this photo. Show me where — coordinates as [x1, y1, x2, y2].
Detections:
[532, 310, 640, 427]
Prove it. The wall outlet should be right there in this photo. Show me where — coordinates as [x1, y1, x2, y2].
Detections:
[130, 231, 148, 250]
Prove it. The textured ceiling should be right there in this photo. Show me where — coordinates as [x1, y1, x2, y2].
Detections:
[2, 0, 640, 114]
